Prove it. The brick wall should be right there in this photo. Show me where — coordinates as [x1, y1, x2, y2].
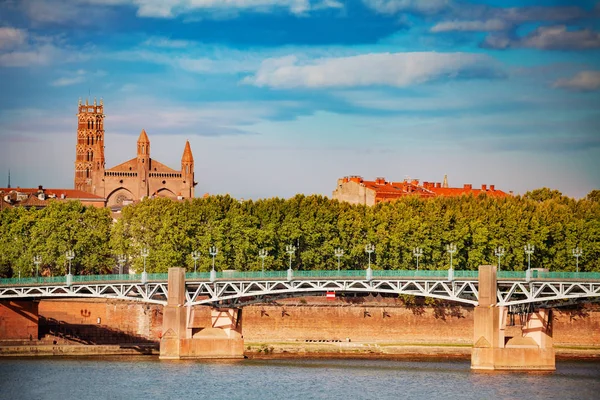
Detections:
[241, 297, 474, 344]
[2, 298, 598, 347]
[0, 301, 39, 341]
[38, 299, 162, 344]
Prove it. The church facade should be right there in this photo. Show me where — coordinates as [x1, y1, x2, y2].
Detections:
[74, 99, 196, 207]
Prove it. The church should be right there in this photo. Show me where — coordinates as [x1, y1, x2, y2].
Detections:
[74, 98, 196, 207]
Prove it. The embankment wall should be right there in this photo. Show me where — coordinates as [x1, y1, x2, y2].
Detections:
[1, 297, 599, 347]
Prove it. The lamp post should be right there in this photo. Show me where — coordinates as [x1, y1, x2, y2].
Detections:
[117, 254, 127, 275]
[524, 243, 534, 282]
[446, 243, 456, 281]
[572, 247, 583, 274]
[209, 246, 218, 282]
[334, 248, 344, 273]
[65, 250, 75, 286]
[33, 255, 41, 282]
[191, 250, 200, 273]
[285, 244, 296, 281]
[141, 247, 149, 284]
[494, 246, 505, 271]
[258, 249, 268, 276]
[365, 244, 375, 281]
[412, 247, 423, 271]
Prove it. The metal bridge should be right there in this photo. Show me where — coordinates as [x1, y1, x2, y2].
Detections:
[1, 269, 599, 307]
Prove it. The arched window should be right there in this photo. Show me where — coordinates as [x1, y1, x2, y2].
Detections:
[86, 168, 90, 178]
[91, 120, 94, 129]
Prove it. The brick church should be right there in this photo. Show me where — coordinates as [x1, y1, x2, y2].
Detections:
[74, 98, 196, 207]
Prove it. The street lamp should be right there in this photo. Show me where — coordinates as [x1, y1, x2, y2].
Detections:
[65, 250, 75, 286]
[33, 255, 41, 281]
[446, 243, 457, 281]
[141, 247, 149, 284]
[413, 247, 423, 271]
[524, 243, 534, 282]
[258, 249, 268, 275]
[524, 244, 534, 271]
[334, 248, 344, 273]
[191, 250, 200, 273]
[117, 254, 127, 275]
[494, 246, 505, 271]
[572, 247, 583, 273]
[365, 244, 375, 281]
[209, 246, 218, 282]
[285, 244, 296, 281]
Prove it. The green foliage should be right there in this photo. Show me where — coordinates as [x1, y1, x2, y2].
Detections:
[0, 190, 599, 277]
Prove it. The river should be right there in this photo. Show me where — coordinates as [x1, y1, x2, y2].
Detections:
[0, 357, 599, 400]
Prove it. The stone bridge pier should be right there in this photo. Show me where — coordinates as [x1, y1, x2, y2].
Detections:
[471, 265, 555, 370]
[159, 268, 244, 359]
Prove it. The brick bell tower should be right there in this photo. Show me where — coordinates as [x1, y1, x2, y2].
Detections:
[74, 98, 105, 194]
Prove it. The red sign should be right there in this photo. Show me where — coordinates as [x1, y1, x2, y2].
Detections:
[326, 291, 336, 300]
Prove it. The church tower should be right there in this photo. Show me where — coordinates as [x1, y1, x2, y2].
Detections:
[181, 140, 195, 198]
[74, 98, 105, 193]
[137, 129, 150, 199]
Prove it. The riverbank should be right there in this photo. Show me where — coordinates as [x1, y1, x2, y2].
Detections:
[2, 341, 599, 360]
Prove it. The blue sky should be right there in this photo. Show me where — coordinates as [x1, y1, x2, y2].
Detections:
[0, 0, 599, 199]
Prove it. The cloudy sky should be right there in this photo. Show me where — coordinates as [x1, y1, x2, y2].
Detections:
[1, 0, 599, 199]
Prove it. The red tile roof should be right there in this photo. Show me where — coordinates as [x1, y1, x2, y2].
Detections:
[0, 188, 105, 200]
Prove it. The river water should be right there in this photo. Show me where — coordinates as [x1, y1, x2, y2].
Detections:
[0, 357, 599, 400]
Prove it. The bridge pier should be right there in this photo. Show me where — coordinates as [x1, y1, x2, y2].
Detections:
[471, 265, 555, 371]
[159, 268, 244, 359]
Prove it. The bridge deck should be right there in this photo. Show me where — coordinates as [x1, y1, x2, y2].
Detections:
[1, 270, 599, 307]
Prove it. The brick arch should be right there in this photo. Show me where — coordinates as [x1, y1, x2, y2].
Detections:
[106, 187, 135, 207]
[153, 188, 176, 198]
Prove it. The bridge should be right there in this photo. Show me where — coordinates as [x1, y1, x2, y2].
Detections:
[1, 269, 599, 307]
[1, 266, 599, 370]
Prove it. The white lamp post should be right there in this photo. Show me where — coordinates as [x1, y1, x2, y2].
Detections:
[33, 255, 41, 282]
[286, 244, 296, 281]
[572, 247, 582, 274]
[209, 246, 218, 282]
[446, 243, 457, 281]
[494, 246, 505, 271]
[65, 250, 75, 286]
[258, 249, 268, 276]
[365, 244, 375, 281]
[117, 254, 127, 275]
[524, 244, 534, 282]
[191, 250, 200, 273]
[413, 247, 423, 271]
[141, 247, 149, 284]
[334, 248, 344, 273]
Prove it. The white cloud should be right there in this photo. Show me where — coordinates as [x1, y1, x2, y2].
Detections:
[244, 52, 501, 89]
[484, 26, 600, 50]
[431, 19, 509, 33]
[554, 71, 600, 92]
[143, 37, 194, 48]
[16, 0, 343, 24]
[0, 27, 28, 50]
[363, 0, 449, 15]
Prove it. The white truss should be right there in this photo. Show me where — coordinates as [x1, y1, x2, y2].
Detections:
[0, 278, 599, 308]
[184, 278, 480, 306]
[497, 281, 600, 306]
[0, 283, 169, 305]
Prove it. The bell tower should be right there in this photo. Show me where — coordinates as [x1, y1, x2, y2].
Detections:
[181, 140, 195, 198]
[137, 129, 150, 199]
[74, 98, 105, 194]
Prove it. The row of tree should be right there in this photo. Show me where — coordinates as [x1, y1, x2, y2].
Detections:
[0, 188, 598, 277]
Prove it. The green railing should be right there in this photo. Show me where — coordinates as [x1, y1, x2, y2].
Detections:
[3, 269, 600, 286]
[532, 271, 600, 280]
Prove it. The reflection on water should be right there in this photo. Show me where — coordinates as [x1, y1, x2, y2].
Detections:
[0, 357, 599, 400]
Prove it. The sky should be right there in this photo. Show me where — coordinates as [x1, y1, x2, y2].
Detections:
[0, 0, 599, 199]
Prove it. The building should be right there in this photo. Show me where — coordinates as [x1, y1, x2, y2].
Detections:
[332, 175, 508, 206]
[74, 98, 196, 207]
[0, 186, 106, 209]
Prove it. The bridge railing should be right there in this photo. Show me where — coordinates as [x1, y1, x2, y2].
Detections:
[2, 269, 600, 286]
